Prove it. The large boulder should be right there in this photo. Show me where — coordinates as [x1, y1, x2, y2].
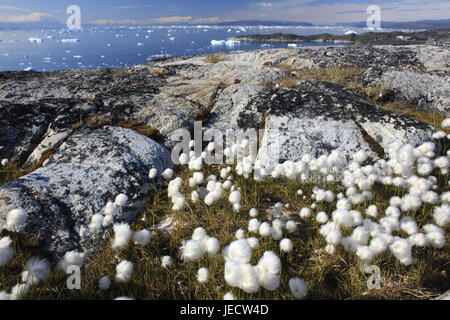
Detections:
[0, 126, 172, 255]
[205, 81, 434, 166]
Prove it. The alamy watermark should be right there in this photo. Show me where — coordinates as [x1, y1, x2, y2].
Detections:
[367, 5, 382, 30]
[364, 265, 382, 289]
[66, 5, 82, 30]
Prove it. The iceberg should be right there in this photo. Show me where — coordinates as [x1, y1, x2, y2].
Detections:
[137, 42, 144, 46]
[344, 30, 357, 35]
[287, 43, 297, 48]
[24, 67, 34, 71]
[61, 38, 80, 43]
[28, 37, 43, 43]
[211, 40, 226, 46]
[73, 55, 82, 59]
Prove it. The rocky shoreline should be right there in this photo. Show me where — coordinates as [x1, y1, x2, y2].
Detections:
[0, 43, 449, 256]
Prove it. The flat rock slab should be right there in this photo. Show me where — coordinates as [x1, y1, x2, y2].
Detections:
[0, 126, 172, 255]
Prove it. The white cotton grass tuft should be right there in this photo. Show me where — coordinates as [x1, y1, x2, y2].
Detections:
[259, 222, 272, 237]
[247, 237, 260, 249]
[148, 168, 158, 179]
[223, 239, 252, 264]
[316, 211, 328, 224]
[235, 229, 245, 239]
[161, 168, 174, 180]
[0, 291, 11, 300]
[98, 275, 111, 290]
[181, 239, 206, 261]
[115, 260, 133, 283]
[299, 207, 312, 219]
[10, 283, 30, 300]
[204, 237, 220, 255]
[192, 227, 207, 241]
[249, 208, 259, 217]
[197, 267, 209, 283]
[161, 256, 173, 268]
[289, 277, 308, 299]
[248, 218, 261, 233]
[280, 238, 293, 253]
[57, 250, 86, 274]
[223, 292, 235, 300]
[104, 201, 118, 216]
[133, 229, 151, 246]
[112, 222, 133, 249]
[255, 251, 281, 291]
[286, 220, 297, 233]
[0, 236, 14, 267]
[6, 208, 28, 230]
[21, 257, 50, 286]
[89, 214, 104, 233]
[114, 194, 128, 207]
[365, 205, 378, 218]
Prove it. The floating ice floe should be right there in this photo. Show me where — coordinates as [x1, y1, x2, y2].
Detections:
[28, 37, 43, 43]
[169, 37, 175, 41]
[345, 30, 357, 35]
[211, 40, 226, 46]
[61, 38, 80, 43]
[24, 67, 34, 71]
[137, 42, 144, 46]
[287, 43, 297, 48]
[73, 55, 82, 59]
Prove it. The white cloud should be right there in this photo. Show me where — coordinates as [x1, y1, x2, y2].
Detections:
[0, 5, 31, 12]
[0, 12, 52, 23]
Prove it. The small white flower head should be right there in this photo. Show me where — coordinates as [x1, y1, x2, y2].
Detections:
[161, 256, 173, 268]
[433, 204, 449, 227]
[89, 214, 104, 233]
[223, 239, 251, 264]
[133, 229, 151, 246]
[286, 220, 297, 233]
[0, 291, 11, 300]
[10, 283, 30, 300]
[148, 168, 158, 179]
[235, 229, 245, 239]
[6, 208, 28, 230]
[192, 227, 207, 241]
[259, 222, 272, 237]
[247, 237, 260, 249]
[112, 222, 133, 249]
[249, 208, 259, 217]
[115, 260, 133, 283]
[316, 211, 328, 224]
[223, 292, 235, 300]
[161, 168, 174, 180]
[1, 159, 9, 167]
[280, 238, 293, 253]
[422, 191, 439, 205]
[365, 205, 378, 218]
[336, 198, 351, 211]
[57, 250, 86, 274]
[441, 118, 450, 128]
[104, 201, 118, 216]
[389, 196, 402, 208]
[99, 275, 111, 291]
[248, 218, 261, 233]
[326, 230, 342, 246]
[0, 236, 14, 267]
[191, 190, 199, 203]
[21, 257, 50, 286]
[102, 215, 114, 227]
[255, 251, 281, 291]
[114, 194, 128, 207]
[401, 194, 422, 212]
[197, 267, 209, 283]
[409, 233, 429, 247]
[390, 238, 413, 265]
[228, 190, 241, 205]
[289, 278, 308, 299]
[400, 217, 418, 235]
[325, 244, 336, 255]
[356, 246, 374, 263]
[299, 207, 312, 219]
[181, 239, 206, 261]
[204, 237, 220, 255]
[432, 130, 447, 139]
[271, 226, 283, 240]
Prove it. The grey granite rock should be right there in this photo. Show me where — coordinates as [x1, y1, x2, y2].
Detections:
[0, 126, 172, 255]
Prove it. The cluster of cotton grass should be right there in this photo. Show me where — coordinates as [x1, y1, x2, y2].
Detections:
[87, 193, 129, 235]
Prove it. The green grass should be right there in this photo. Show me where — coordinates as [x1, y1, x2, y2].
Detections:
[204, 54, 224, 64]
[2, 151, 449, 300]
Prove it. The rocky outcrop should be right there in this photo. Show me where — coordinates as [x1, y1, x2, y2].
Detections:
[0, 44, 446, 254]
[0, 126, 172, 255]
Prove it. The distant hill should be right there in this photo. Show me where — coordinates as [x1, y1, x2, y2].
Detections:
[338, 19, 450, 30]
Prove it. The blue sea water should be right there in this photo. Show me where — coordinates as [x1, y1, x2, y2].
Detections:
[0, 25, 398, 72]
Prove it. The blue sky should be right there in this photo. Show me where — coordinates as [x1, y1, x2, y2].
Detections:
[0, 0, 449, 24]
